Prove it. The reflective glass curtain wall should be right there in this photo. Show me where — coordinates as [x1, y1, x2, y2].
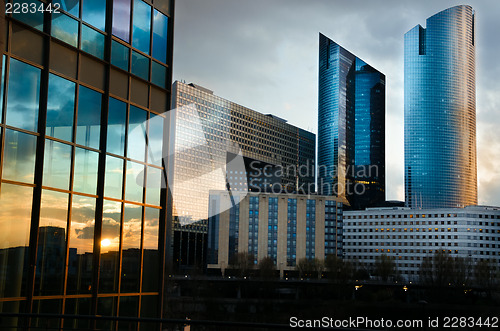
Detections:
[0, 0, 174, 329]
[317, 33, 385, 209]
[404, 6, 477, 209]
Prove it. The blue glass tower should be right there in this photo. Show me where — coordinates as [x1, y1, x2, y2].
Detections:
[318, 33, 385, 210]
[404, 5, 477, 209]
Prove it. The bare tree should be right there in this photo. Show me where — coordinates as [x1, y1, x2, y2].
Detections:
[258, 257, 276, 279]
[374, 254, 396, 282]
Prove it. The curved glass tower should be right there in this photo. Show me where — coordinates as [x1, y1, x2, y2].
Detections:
[404, 5, 477, 208]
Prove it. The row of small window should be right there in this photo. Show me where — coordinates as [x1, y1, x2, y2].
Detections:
[14, 0, 169, 63]
[0, 58, 164, 165]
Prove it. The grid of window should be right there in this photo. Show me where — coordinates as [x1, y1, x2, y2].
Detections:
[229, 196, 240, 262]
[170, 82, 316, 235]
[267, 197, 278, 263]
[287, 199, 297, 266]
[344, 208, 500, 277]
[248, 196, 259, 262]
[325, 200, 341, 257]
[306, 199, 316, 259]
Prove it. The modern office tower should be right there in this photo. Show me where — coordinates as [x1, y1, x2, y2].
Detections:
[404, 5, 477, 209]
[318, 33, 385, 210]
[207, 191, 345, 276]
[344, 206, 500, 281]
[170, 81, 316, 269]
[0, 0, 174, 329]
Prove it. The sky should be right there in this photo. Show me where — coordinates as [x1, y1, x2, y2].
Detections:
[172, 0, 500, 206]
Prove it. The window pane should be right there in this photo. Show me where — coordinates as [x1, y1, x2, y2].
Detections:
[6, 58, 40, 132]
[111, 40, 129, 71]
[0, 183, 33, 298]
[152, 9, 168, 63]
[151, 61, 166, 88]
[104, 156, 124, 199]
[46, 74, 75, 142]
[73, 148, 99, 195]
[121, 203, 142, 292]
[128, 105, 147, 161]
[107, 97, 126, 155]
[76, 86, 101, 149]
[132, 0, 151, 54]
[43, 139, 72, 190]
[3, 129, 37, 184]
[13, 0, 43, 31]
[81, 25, 105, 59]
[67, 195, 95, 295]
[100, 200, 121, 293]
[142, 207, 159, 292]
[125, 161, 144, 203]
[35, 190, 69, 296]
[82, 0, 106, 31]
[52, 12, 79, 47]
[147, 113, 164, 166]
[112, 0, 131, 42]
[53, 0, 80, 17]
[131, 51, 149, 80]
[145, 167, 161, 206]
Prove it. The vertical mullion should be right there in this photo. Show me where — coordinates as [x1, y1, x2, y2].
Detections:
[91, 0, 114, 328]
[26, 5, 52, 325]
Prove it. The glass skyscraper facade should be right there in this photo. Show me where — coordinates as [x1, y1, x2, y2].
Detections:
[0, 0, 174, 329]
[318, 33, 385, 210]
[170, 81, 316, 269]
[404, 5, 477, 209]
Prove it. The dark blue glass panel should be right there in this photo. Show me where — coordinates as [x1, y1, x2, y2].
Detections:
[107, 97, 126, 156]
[151, 61, 166, 88]
[12, 0, 44, 31]
[81, 25, 105, 59]
[46, 74, 75, 142]
[131, 51, 149, 80]
[111, 40, 129, 71]
[53, 0, 80, 17]
[132, 0, 151, 54]
[127, 105, 147, 161]
[6, 58, 40, 132]
[112, 0, 131, 42]
[152, 9, 168, 63]
[76, 86, 101, 149]
[52, 12, 79, 47]
[0, 56, 5, 122]
[82, 0, 106, 31]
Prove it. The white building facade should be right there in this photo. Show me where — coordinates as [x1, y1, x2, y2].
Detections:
[344, 206, 500, 281]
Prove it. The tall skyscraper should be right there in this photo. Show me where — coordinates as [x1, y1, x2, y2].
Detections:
[170, 81, 316, 269]
[0, 0, 174, 329]
[404, 5, 477, 209]
[318, 33, 385, 210]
